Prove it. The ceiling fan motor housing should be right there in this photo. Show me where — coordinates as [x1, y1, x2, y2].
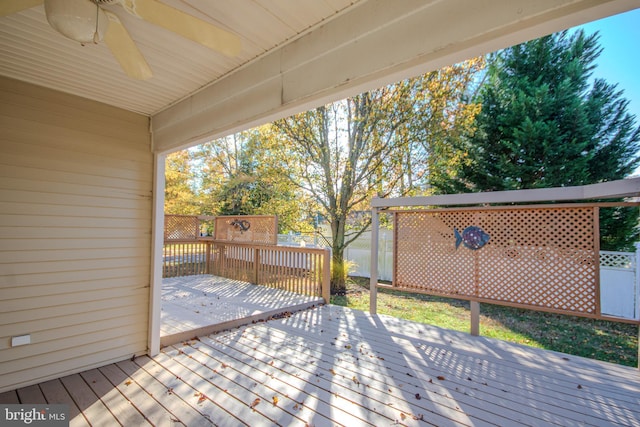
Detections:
[44, 0, 109, 43]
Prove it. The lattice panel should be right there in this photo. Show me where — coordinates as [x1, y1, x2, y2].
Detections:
[164, 215, 199, 241]
[395, 207, 599, 316]
[600, 251, 635, 269]
[214, 215, 278, 245]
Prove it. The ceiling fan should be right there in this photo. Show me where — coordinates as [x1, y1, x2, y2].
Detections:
[0, 0, 241, 80]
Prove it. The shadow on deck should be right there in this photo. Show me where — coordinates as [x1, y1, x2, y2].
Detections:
[161, 275, 324, 347]
[3, 305, 639, 426]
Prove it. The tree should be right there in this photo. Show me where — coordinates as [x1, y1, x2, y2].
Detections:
[164, 150, 200, 214]
[271, 60, 484, 293]
[195, 129, 315, 233]
[445, 30, 639, 250]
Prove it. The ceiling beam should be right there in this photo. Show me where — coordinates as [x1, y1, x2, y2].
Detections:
[151, 0, 639, 153]
[371, 178, 640, 208]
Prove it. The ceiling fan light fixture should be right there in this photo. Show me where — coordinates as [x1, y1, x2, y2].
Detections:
[45, 0, 108, 44]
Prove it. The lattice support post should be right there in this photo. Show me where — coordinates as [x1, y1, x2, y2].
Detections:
[470, 301, 480, 336]
[370, 207, 379, 315]
[636, 242, 640, 370]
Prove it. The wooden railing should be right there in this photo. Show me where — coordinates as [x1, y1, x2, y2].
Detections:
[163, 239, 330, 302]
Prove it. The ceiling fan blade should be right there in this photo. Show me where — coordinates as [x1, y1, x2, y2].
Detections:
[0, 0, 43, 16]
[123, 0, 241, 57]
[103, 11, 152, 80]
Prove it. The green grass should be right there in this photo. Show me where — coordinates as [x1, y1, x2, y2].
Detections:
[331, 277, 639, 367]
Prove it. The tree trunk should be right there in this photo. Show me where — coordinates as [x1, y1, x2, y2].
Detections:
[330, 217, 347, 294]
[330, 246, 346, 294]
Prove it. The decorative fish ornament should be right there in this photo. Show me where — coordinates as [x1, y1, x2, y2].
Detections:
[230, 219, 251, 232]
[454, 226, 490, 250]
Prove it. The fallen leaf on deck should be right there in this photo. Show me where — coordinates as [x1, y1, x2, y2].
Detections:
[125, 380, 132, 386]
[413, 414, 424, 421]
[250, 398, 261, 409]
[345, 345, 352, 349]
[414, 393, 421, 400]
[330, 368, 336, 375]
[400, 413, 407, 421]
[352, 376, 360, 385]
[197, 393, 207, 404]
[577, 385, 583, 389]
[437, 376, 446, 381]
[272, 396, 279, 406]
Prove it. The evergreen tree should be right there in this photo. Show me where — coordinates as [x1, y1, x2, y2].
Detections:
[448, 30, 639, 250]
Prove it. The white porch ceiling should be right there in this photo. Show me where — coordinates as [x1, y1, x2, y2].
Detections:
[1, 0, 638, 152]
[0, 0, 361, 115]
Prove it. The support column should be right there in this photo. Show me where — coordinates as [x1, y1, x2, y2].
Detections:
[370, 207, 379, 315]
[148, 153, 166, 356]
[470, 301, 480, 336]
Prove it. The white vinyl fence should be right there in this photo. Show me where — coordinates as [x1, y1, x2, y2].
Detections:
[279, 233, 639, 320]
[600, 249, 638, 320]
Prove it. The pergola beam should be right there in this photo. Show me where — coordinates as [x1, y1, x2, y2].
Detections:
[371, 178, 640, 208]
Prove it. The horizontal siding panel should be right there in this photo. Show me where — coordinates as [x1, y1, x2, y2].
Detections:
[0, 238, 149, 251]
[1, 122, 151, 163]
[0, 247, 149, 264]
[0, 214, 150, 229]
[0, 226, 151, 239]
[0, 256, 149, 277]
[0, 312, 149, 355]
[0, 266, 149, 288]
[0, 284, 149, 314]
[0, 91, 149, 140]
[0, 332, 148, 389]
[0, 141, 152, 182]
[0, 214, 149, 231]
[0, 164, 152, 196]
[0, 187, 151, 208]
[0, 201, 149, 220]
[2, 304, 148, 339]
[1, 276, 149, 299]
[1, 78, 149, 127]
[0, 287, 149, 327]
[0, 77, 152, 393]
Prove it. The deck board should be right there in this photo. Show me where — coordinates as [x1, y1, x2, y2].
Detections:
[5, 305, 640, 426]
[38, 379, 89, 427]
[161, 275, 324, 346]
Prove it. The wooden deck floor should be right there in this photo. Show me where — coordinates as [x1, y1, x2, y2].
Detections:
[161, 275, 324, 346]
[2, 305, 639, 426]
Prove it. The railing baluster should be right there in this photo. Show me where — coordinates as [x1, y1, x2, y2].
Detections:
[163, 238, 329, 299]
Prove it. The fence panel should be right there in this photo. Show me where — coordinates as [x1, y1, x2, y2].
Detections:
[600, 251, 637, 319]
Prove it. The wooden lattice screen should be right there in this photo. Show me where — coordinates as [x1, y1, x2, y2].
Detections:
[214, 215, 278, 245]
[394, 206, 601, 317]
[164, 215, 199, 241]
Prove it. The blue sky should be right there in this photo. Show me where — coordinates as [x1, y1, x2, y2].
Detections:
[573, 8, 640, 121]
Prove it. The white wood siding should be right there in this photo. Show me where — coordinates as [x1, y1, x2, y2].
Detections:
[0, 76, 153, 393]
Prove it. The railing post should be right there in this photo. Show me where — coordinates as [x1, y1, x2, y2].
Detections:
[322, 248, 331, 303]
[254, 247, 260, 285]
[205, 241, 212, 274]
[370, 207, 379, 315]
